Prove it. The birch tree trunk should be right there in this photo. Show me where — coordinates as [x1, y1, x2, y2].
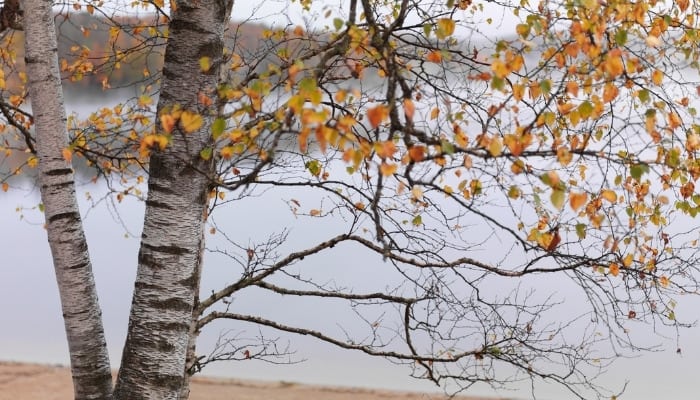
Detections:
[23, 1, 113, 399]
[113, 0, 233, 398]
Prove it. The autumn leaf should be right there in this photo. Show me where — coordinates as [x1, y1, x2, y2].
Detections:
[491, 60, 509, 79]
[160, 113, 176, 134]
[367, 105, 388, 128]
[426, 50, 443, 63]
[1, 182, 8, 192]
[180, 110, 203, 133]
[62, 148, 73, 163]
[550, 189, 565, 209]
[600, 189, 617, 203]
[403, 98, 416, 121]
[489, 137, 503, 157]
[436, 18, 456, 39]
[408, 145, 426, 162]
[569, 191, 588, 211]
[380, 162, 397, 176]
[199, 56, 211, 72]
[609, 263, 620, 277]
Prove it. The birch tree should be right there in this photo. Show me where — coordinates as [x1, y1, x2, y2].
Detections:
[22, 1, 113, 399]
[112, 0, 234, 398]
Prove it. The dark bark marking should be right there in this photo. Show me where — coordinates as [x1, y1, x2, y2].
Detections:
[45, 167, 73, 176]
[48, 211, 80, 224]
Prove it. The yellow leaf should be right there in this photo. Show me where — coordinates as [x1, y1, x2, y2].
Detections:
[489, 137, 503, 157]
[569, 191, 588, 211]
[411, 186, 424, 200]
[220, 146, 235, 159]
[490, 60, 509, 79]
[622, 253, 633, 267]
[27, 156, 38, 168]
[380, 162, 397, 176]
[652, 69, 663, 85]
[334, 90, 347, 103]
[436, 18, 456, 39]
[430, 107, 440, 120]
[199, 56, 211, 72]
[512, 84, 525, 102]
[367, 105, 388, 128]
[180, 110, 203, 133]
[601, 189, 617, 203]
[659, 275, 670, 287]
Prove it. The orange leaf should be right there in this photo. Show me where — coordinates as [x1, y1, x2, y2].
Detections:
[659, 275, 670, 287]
[160, 114, 176, 134]
[1, 182, 8, 192]
[568, 191, 588, 211]
[62, 148, 73, 163]
[602, 82, 619, 103]
[609, 263, 620, 277]
[375, 140, 397, 159]
[380, 162, 397, 176]
[367, 105, 388, 128]
[652, 69, 663, 85]
[426, 50, 443, 63]
[408, 145, 425, 162]
[403, 98, 416, 121]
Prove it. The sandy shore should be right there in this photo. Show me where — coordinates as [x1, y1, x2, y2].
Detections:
[0, 361, 510, 400]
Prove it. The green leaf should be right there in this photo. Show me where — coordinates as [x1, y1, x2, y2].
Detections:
[615, 29, 628, 46]
[550, 189, 565, 209]
[578, 101, 593, 118]
[211, 118, 226, 139]
[575, 223, 586, 239]
[441, 139, 455, 155]
[508, 185, 521, 199]
[305, 159, 322, 176]
[200, 147, 213, 160]
[638, 89, 650, 103]
[333, 18, 344, 31]
[630, 163, 649, 180]
[412, 215, 422, 226]
[491, 76, 505, 91]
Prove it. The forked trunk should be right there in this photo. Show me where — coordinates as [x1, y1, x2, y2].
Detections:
[113, 0, 233, 398]
[24, 1, 113, 399]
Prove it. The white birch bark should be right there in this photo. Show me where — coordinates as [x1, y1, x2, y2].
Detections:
[114, 0, 234, 398]
[23, 1, 113, 399]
